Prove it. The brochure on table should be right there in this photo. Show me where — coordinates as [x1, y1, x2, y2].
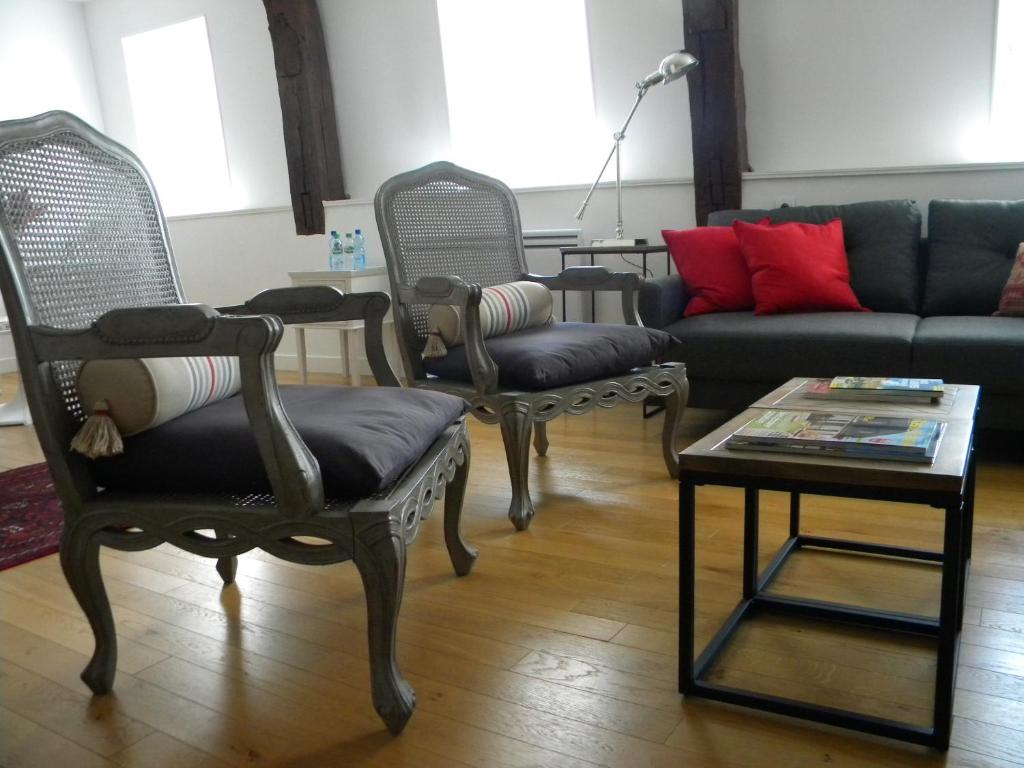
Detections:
[755, 378, 967, 420]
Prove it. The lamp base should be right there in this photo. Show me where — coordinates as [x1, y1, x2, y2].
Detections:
[589, 237, 648, 247]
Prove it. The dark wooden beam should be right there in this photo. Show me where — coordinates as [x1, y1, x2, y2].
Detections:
[263, 0, 346, 236]
[682, 0, 749, 226]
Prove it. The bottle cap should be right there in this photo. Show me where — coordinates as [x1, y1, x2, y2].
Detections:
[355, 228, 362, 235]
[330, 230, 338, 236]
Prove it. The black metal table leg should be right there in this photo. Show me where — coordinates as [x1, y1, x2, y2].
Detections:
[743, 487, 760, 599]
[934, 498, 965, 751]
[789, 492, 801, 537]
[679, 478, 697, 694]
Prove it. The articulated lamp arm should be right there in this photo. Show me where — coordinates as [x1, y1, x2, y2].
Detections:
[574, 84, 651, 225]
[574, 50, 699, 242]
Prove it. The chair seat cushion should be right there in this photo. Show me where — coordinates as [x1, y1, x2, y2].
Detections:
[422, 322, 675, 390]
[91, 386, 468, 499]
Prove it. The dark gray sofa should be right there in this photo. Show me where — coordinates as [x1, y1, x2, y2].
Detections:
[639, 199, 1024, 429]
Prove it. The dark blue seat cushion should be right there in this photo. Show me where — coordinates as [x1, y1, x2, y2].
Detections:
[422, 322, 675, 390]
[91, 386, 467, 499]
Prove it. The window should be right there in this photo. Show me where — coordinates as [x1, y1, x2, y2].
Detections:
[991, 0, 1023, 159]
[121, 17, 232, 215]
[435, 0, 604, 188]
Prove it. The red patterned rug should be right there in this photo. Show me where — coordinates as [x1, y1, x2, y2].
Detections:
[0, 463, 63, 571]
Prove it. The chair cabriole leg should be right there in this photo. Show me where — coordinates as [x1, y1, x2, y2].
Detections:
[353, 516, 415, 734]
[214, 528, 237, 585]
[661, 372, 689, 479]
[60, 522, 117, 695]
[533, 420, 549, 456]
[499, 402, 535, 531]
[444, 437, 478, 576]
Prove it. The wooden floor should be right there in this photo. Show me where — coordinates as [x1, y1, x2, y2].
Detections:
[2, 370, 1024, 767]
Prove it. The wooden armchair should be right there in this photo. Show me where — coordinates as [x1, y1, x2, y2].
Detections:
[0, 111, 477, 734]
[375, 161, 688, 530]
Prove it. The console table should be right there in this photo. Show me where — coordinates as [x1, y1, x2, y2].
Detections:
[678, 379, 979, 750]
[287, 268, 391, 384]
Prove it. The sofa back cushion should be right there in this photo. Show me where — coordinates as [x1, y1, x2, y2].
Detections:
[708, 200, 922, 313]
[923, 199, 1024, 316]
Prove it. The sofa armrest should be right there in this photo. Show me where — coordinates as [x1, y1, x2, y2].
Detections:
[639, 274, 688, 329]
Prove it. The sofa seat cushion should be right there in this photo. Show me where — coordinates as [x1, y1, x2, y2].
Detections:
[911, 316, 1024, 395]
[661, 312, 919, 383]
[422, 322, 674, 391]
[91, 386, 468, 499]
[924, 199, 1024, 316]
[709, 200, 922, 313]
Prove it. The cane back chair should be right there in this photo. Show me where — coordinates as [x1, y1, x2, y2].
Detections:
[375, 161, 689, 531]
[0, 111, 478, 734]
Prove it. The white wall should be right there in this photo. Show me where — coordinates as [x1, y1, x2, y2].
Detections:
[83, 0, 290, 212]
[319, 0, 454, 200]
[77, 0, 1021, 213]
[0, 0, 103, 126]
[740, 0, 999, 170]
[0, 0, 105, 371]
[322, 0, 695, 197]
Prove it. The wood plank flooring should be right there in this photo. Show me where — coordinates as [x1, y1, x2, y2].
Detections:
[2, 371, 1023, 766]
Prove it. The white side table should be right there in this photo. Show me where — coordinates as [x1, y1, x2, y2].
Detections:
[288, 268, 392, 384]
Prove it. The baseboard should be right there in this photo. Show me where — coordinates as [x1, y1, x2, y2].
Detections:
[274, 352, 376, 376]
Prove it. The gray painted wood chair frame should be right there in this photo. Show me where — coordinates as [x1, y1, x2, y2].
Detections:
[375, 161, 688, 531]
[0, 111, 477, 734]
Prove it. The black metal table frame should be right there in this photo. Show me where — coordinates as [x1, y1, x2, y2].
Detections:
[679, 445, 975, 751]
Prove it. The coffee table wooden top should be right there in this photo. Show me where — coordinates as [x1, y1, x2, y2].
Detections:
[680, 378, 979, 496]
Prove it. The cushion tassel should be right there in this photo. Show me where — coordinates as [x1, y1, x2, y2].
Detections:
[422, 328, 448, 359]
[70, 400, 124, 458]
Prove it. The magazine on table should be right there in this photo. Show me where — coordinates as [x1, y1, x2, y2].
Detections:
[806, 377, 944, 404]
[725, 409, 945, 463]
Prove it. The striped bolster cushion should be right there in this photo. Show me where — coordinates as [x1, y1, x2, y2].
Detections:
[428, 281, 555, 347]
[76, 356, 241, 436]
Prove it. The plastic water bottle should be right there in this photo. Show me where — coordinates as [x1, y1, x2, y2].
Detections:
[328, 230, 345, 270]
[352, 228, 367, 270]
[344, 232, 355, 267]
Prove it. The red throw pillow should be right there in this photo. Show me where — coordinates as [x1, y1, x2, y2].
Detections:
[732, 219, 868, 315]
[662, 225, 758, 317]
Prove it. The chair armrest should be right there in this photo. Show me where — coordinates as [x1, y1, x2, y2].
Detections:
[397, 277, 499, 394]
[524, 266, 641, 325]
[30, 304, 324, 519]
[218, 286, 400, 388]
[638, 274, 688, 329]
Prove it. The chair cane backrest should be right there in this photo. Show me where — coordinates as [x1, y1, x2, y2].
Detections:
[375, 161, 528, 379]
[0, 111, 185, 428]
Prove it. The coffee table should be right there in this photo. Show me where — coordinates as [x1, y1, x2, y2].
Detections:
[678, 378, 979, 750]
